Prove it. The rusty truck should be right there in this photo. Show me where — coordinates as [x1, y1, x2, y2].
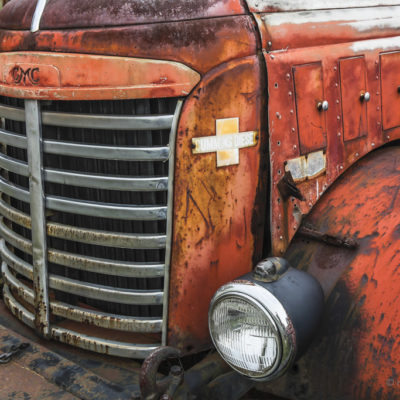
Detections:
[0, 1, 399, 399]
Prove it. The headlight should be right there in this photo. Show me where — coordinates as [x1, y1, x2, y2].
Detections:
[209, 258, 323, 382]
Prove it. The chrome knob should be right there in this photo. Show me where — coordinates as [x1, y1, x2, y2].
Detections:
[317, 100, 329, 112]
[360, 91, 370, 102]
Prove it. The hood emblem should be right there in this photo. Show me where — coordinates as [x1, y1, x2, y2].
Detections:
[11, 66, 40, 85]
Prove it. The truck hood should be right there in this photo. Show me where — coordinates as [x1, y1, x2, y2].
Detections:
[0, 0, 247, 30]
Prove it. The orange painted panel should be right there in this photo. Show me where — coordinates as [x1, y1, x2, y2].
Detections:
[293, 63, 327, 154]
[381, 51, 400, 130]
[168, 56, 267, 353]
[0, 52, 200, 100]
[340, 57, 368, 141]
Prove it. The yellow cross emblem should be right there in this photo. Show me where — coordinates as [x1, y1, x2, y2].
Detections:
[191, 118, 258, 167]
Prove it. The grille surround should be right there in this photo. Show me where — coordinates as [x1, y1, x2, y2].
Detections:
[0, 95, 182, 358]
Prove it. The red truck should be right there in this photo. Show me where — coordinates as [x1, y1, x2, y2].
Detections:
[0, 1, 399, 399]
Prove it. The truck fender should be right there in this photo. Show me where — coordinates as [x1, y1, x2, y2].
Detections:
[262, 146, 400, 400]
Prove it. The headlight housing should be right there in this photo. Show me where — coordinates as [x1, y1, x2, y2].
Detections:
[209, 258, 323, 382]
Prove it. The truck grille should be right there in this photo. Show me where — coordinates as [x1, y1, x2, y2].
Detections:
[0, 95, 182, 358]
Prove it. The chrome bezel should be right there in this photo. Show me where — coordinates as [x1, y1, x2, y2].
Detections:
[208, 280, 297, 381]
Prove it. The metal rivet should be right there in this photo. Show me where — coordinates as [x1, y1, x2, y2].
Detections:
[337, 132, 341, 137]
[336, 99, 340, 104]
[268, 41, 272, 47]
[333, 66, 337, 71]
[293, 145, 297, 149]
[355, 153, 359, 157]
[317, 101, 329, 111]
[337, 115, 341, 120]
[291, 127, 295, 132]
[360, 91, 370, 102]
[279, 236, 283, 240]
[371, 142, 375, 147]
[286, 73, 291, 81]
[340, 165, 344, 170]
[290, 109, 294, 114]
[387, 135, 391, 140]
[288, 91, 292, 96]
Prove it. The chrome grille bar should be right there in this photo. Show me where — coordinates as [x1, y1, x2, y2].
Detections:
[0, 129, 27, 148]
[43, 140, 169, 161]
[46, 195, 167, 220]
[44, 169, 168, 191]
[42, 111, 174, 130]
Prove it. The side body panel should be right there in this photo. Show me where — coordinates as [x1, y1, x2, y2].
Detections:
[264, 35, 400, 255]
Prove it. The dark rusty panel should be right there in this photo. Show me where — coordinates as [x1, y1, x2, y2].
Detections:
[0, 323, 137, 400]
[0, 16, 257, 75]
[381, 51, 400, 130]
[40, 0, 246, 29]
[254, 7, 400, 52]
[293, 62, 327, 154]
[340, 57, 369, 141]
[0, 0, 36, 30]
[0, 361, 79, 399]
[260, 147, 400, 400]
[168, 55, 268, 353]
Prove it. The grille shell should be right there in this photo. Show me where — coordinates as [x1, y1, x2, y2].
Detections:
[0, 95, 182, 358]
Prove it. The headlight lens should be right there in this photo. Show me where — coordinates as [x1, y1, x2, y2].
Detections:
[209, 280, 297, 381]
[209, 295, 280, 378]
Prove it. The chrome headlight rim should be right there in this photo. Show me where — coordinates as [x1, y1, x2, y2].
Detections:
[208, 280, 297, 381]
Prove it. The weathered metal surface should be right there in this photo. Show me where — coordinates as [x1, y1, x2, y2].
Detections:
[0, 0, 36, 30]
[168, 55, 268, 353]
[265, 36, 400, 255]
[0, 323, 138, 399]
[254, 6, 400, 51]
[0, 0, 247, 30]
[42, 0, 246, 29]
[259, 147, 400, 400]
[247, 0, 400, 13]
[0, 16, 257, 75]
[0, 52, 200, 100]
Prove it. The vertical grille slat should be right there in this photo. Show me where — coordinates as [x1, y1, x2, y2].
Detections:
[0, 95, 182, 358]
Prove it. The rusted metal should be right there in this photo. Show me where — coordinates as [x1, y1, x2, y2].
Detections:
[254, 6, 400, 51]
[298, 225, 359, 249]
[277, 171, 304, 201]
[168, 55, 268, 353]
[261, 147, 400, 400]
[0, 16, 257, 76]
[265, 34, 400, 255]
[140, 346, 182, 400]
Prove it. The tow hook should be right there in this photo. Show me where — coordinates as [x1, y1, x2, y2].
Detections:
[140, 346, 184, 400]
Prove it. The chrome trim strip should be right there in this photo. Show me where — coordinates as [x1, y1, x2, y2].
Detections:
[0, 218, 32, 254]
[0, 153, 29, 177]
[25, 99, 50, 337]
[3, 284, 35, 329]
[0, 176, 30, 203]
[47, 222, 166, 249]
[0, 240, 33, 279]
[0, 129, 28, 149]
[2, 262, 35, 305]
[0, 104, 25, 122]
[43, 140, 169, 161]
[31, 0, 48, 32]
[51, 301, 162, 332]
[48, 249, 165, 278]
[46, 195, 167, 220]
[44, 168, 168, 191]
[51, 327, 159, 358]
[162, 99, 183, 346]
[48, 275, 163, 305]
[42, 111, 174, 131]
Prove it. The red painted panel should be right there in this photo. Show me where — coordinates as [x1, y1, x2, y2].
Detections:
[340, 57, 368, 141]
[381, 51, 400, 130]
[293, 63, 327, 154]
